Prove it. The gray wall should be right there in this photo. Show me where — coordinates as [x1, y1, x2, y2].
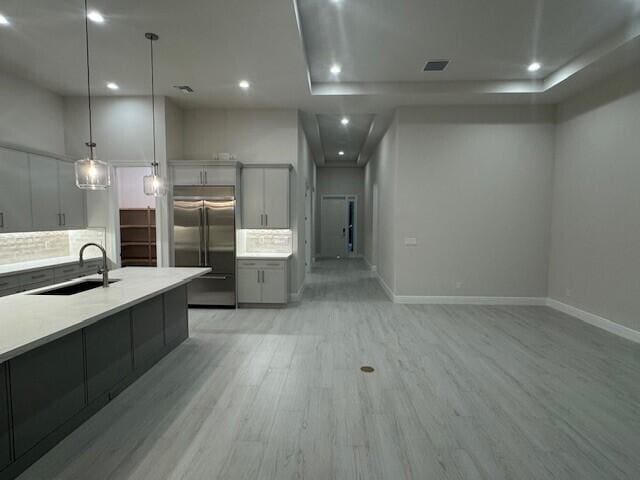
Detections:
[316, 167, 365, 256]
[394, 106, 556, 298]
[364, 115, 399, 291]
[365, 107, 556, 298]
[0, 70, 65, 155]
[548, 64, 640, 332]
[295, 112, 316, 293]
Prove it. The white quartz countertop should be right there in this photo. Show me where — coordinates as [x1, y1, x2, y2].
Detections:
[236, 252, 292, 260]
[0, 267, 210, 363]
[0, 255, 101, 278]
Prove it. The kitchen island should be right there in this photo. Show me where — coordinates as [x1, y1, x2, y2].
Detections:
[0, 267, 209, 480]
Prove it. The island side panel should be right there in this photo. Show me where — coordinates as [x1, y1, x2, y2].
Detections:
[0, 364, 10, 471]
[163, 285, 189, 349]
[132, 296, 165, 373]
[9, 331, 85, 458]
[85, 310, 134, 403]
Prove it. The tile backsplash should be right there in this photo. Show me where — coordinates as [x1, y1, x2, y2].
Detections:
[237, 229, 292, 254]
[0, 229, 106, 266]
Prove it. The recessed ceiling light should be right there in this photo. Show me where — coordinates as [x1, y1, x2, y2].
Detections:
[0, 14, 10, 26]
[87, 11, 105, 24]
[330, 64, 342, 75]
[527, 62, 541, 72]
[341, 117, 349, 126]
[338, 151, 345, 156]
[106, 82, 119, 90]
[238, 80, 250, 90]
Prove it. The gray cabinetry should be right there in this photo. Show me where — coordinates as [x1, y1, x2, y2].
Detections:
[241, 166, 290, 229]
[0, 146, 86, 233]
[132, 296, 165, 372]
[85, 310, 133, 402]
[237, 263, 262, 303]
[57, 161, 86, 228]
[9, 331, 85, 458]
[0, 147, 32, 232]
[172, 164, 238, 186]
[164, 285, 189, 348]
[1, 285, 190, 479]
[28, 155, 60, 230]
[0, 363, 10, 471]
[240, 168, 265, 229]
[237, 259, 288, 304]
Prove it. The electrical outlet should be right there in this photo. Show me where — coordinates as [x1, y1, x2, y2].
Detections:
[404, 237, 418, 246]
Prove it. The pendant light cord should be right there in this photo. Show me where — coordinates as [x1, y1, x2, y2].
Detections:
[150, 35, 157, 174]
[84, 0, 95, 159]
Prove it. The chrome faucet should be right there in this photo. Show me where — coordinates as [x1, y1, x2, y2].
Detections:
[79, 243, 109, 287]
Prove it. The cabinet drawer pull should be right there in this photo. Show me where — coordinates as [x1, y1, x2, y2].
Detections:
[30, 274, 47, 280]
[0, 281, 9, 288]
[0, 212, 4, 228]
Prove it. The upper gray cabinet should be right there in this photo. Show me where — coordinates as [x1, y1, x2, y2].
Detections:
[29, 155, 61, 230]
[241, 166, 290, 229]
[172, 164, 237, 186]
[0, 146, 87, 232]
[29, 154, 87, 230]
[0, 147, 32, 232]
[57, 161, 87, 228]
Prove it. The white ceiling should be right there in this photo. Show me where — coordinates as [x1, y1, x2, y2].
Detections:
[0, 0, 639, 166]
[317, 114, 374, 165]
[298, 0, 639, 82]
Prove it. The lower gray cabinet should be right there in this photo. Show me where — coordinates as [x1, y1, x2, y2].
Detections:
[132, 296, 165, 372]
[9, 332, 85, 458]
[164, 286, 189, 348]
[0, 363, 10, 471]
[85, 310, 133, 402]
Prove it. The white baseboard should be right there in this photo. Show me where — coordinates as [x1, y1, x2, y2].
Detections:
[363, 256, 377, 273]
[372, 274, 640, 343]
[289, 282, 305, 302]
[546, 298, 640, 344]
[374, 272, 394, 301]
[394, 295, 547, 306]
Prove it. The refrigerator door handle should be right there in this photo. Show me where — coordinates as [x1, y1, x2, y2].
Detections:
[198, 207, 204, 266]
[204, 205, 210, 266]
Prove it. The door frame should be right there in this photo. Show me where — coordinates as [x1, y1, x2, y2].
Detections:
[320, 194, 358, 258]
[109, 164, 166, 268]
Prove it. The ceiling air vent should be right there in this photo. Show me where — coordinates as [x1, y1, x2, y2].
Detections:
[423, 60, 449, 72]
[173, 85, 194, 93]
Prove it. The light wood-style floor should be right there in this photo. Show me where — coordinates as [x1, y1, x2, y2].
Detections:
[19, 259, 640, 479]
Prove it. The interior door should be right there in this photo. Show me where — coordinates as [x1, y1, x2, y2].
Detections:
[173, 200, 203, 267]
[321, 196, 347, 258]
[29, 154, 61, 230]
[58, 161, 86, 228]
[204, 198, 236, 273]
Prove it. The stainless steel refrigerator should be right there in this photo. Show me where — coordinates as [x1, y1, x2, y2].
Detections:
[173, 185, 236, 306]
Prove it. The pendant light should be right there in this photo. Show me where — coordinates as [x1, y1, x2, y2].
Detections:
[75, 0, 111, 190]
[143, 32, 166, 197]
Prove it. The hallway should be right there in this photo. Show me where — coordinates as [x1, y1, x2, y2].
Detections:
[19, 259, 640, 479]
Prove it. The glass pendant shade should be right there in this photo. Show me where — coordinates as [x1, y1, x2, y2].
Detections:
[75, 157, 111, 190]
[143, 170, 166, 197]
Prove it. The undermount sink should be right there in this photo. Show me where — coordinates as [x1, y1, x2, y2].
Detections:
[30, 279, 120, 296]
